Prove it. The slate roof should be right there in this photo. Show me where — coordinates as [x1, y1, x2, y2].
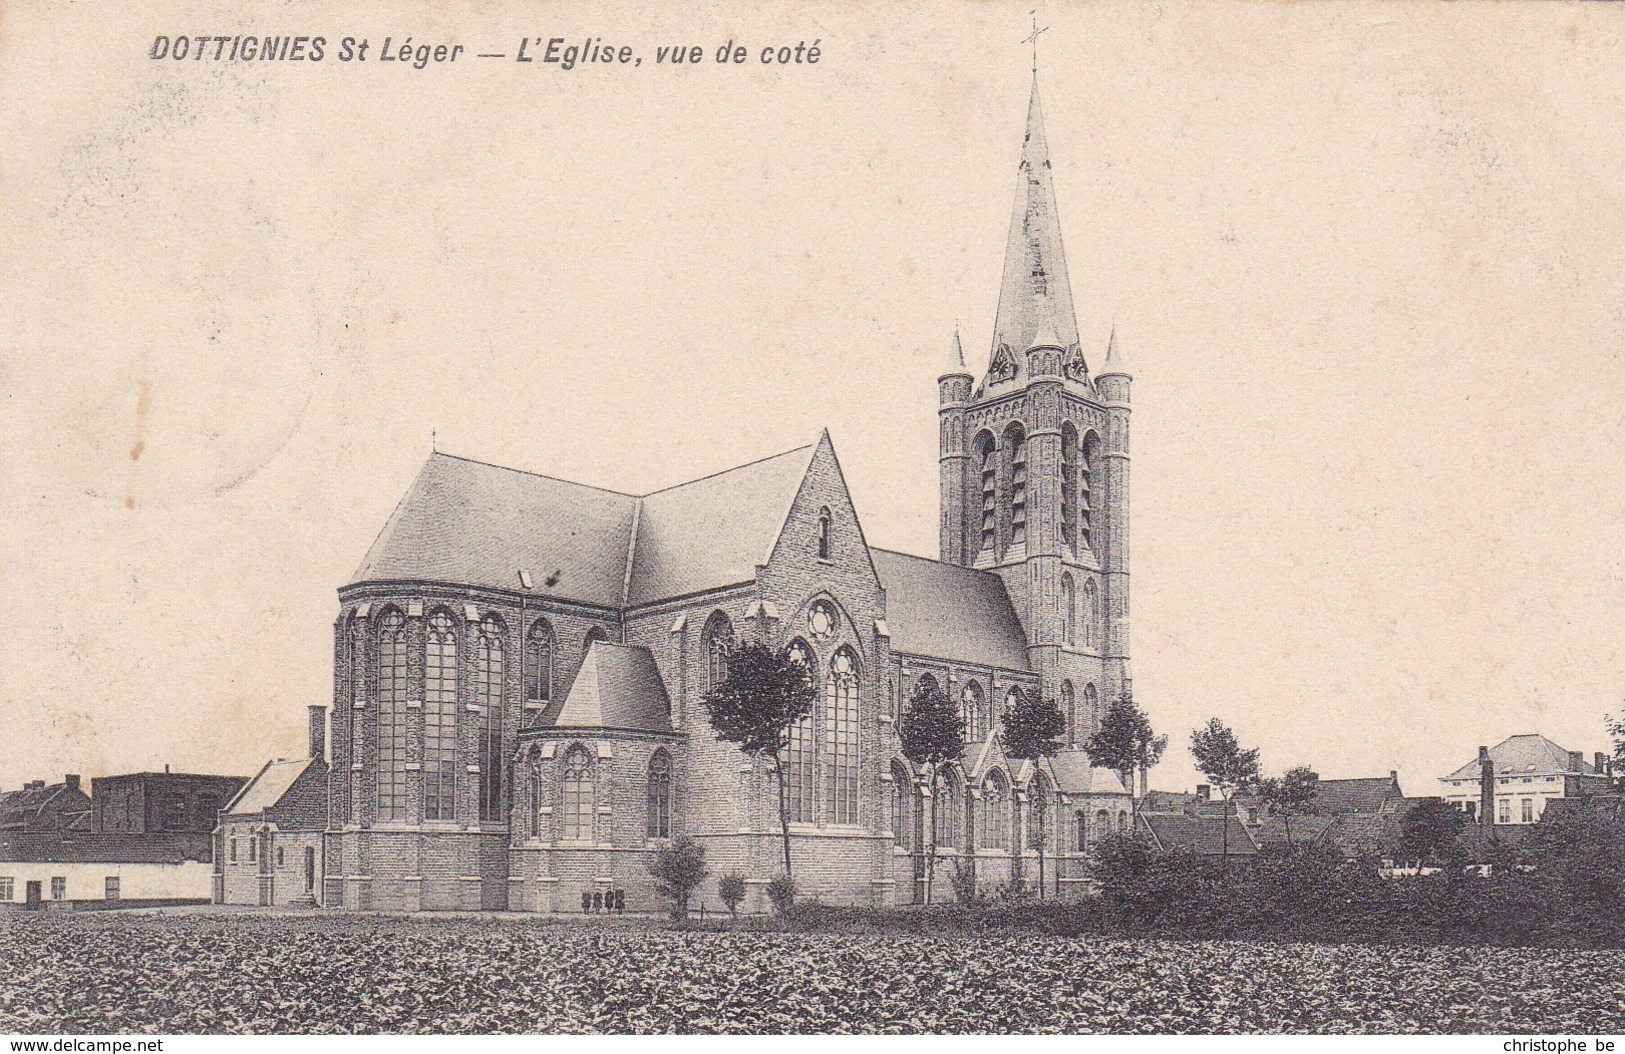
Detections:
[0, 782, 93, 832]
[1252, 815, 1337, 847]
[548, 643, 673, 734]
[352, 446, 814, 610]
[870, 549, 1031, 671]
[0, 831, 213, 864]
[1312, 776, 1404, 815]
[1444, 734, 1596, 781]
[628, 446, 813, 606]
[354, 454, 637, 607]
[225, 758, 317, 816]
[1138, 813, 1258, 857]
[1046, 752, 1131, 797]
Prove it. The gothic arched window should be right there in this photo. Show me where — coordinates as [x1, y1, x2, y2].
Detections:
[1076, 811, 1088, 851]
[1004, 423, 1028, 550]
[980, 770, 1009, 850]
[1095, 808, 1110, 843]
[348, 614, 366, 822]
[890, 761, 912, 849]
[424, 610, 458, 821]
[975, 432, 997, 554]
[961, 680, 986, 742]
[1028, 774, 1050, 851]
[1061, 422, 1080, 551]
[527, 748, 543, 839]
[646, 750, 672, 840]
[785, 638, 817, 823]
[703, 611, 732, 693]
[824, 648, 860, 825]
[525, 620, 554, 703]
[1062, 573, 1077, 648]
[1084, 683, 1099, 734]
[934, 773, 959, 849]
[476, 615, 505, 823]
[1081, 432, 1100, 551]
[1083, 579, 1100, 650]
[817, 506, 832, 560]
[1061, 681, 1076, 747]
[375, 608, 408, 822]
[584, 626, 609, 649]
[560, 747, 594, 842]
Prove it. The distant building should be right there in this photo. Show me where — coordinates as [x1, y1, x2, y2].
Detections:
[1439, 735, 1613, 826]
[1136, 812, 1258, 859]
[0, 775, 94, 833]
[215, 707, 330, 908]
[0, 768, 247, 911]
[93, 770, 247, 835]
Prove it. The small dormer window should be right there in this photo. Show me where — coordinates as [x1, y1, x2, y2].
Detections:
[817, 507, 832, 560]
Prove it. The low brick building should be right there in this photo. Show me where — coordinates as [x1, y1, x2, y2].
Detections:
[216, 707, 330, 907]
[93, 770, 246, 836]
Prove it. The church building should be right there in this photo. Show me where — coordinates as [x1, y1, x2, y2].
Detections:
[220, 76, 1136, 913]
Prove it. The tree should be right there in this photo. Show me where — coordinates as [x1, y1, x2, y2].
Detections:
[1399, 797, 1467, 869]
[1607, 707, 1625, 792]
[897, 676, 963, 905]
[999, 685, 1066, 897]
[1083, 686, 1169, 812]
[717, 873, 746, 920]
[1189, 717, 1261, 872]
[1258, 765, 1320, 848]
[649, 835, 708, 920]
[702, 639, 818, 878]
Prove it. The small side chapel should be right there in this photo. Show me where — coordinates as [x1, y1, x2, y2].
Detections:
[217, 74, 1137, 912]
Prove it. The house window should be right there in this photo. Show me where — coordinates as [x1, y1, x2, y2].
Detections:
[647, 751, 672, 840]
[785, 639, 817, 823]
[526, 619, 554, 703]
[560, 747, 594, 842]
[817, 507, 832, 560]
[980, 771, 1009, 850]
[423, 610, 459, 821]
[376, 608, 409, 821]
[478, 616, 506, 823]
[1521, 798, 1534, 824]
[704, 611, 733, 692]
[1498, 798, 1511, 824]
[823, 648, 861, 825]
[0, 877, 13, 901]
[890, 762, 911, 848]
[104, 877, 120, 901]
[50, 877, 65, 900]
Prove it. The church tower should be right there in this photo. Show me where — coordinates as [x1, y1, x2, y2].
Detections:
[938, 75, 1131, 742]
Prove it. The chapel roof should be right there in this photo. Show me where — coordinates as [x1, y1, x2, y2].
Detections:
[870, 548, 1032, 672]
[546, 642, 673, 734]
[225, 758, 318, 816]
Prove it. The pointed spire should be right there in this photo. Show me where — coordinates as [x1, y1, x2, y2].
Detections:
[1100, 325, 1129, 376]
[990, 73, 1080, 364]
[948, 328, 968, 372]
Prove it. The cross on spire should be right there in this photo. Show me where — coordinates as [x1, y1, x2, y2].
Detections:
[1022, 11, 1048, 75]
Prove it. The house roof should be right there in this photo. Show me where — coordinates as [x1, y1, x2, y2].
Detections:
[0, 782, 92, 831]
[1313, 776, 1403, 815]
[870, 549, 1031, 671]
[1046, 751, 1130, 797]
[1252, 815, 1337, 847]
[225, 758, 317, 816]
[1138, 813, 1258, 856]
[548, 643, 673, 734]
[1444, 734, 1596, 781]
[0, 831, 213, 864]
[628, 445, 813, 606]
[351, 443, 817, 610]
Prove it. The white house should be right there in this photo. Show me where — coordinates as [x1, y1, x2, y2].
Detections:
[1439, 734, 1612, 825]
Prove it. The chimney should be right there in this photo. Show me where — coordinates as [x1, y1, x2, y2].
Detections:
[1196, 784, 1211, 802]
[64, 774, 80, 794]
[164, 764, 170, 774]
[1479, 746, 1495, 828]
[308, 705, 328, 761]
[1596, 752, 1610, 777]
[1570, 750, 1586, 772]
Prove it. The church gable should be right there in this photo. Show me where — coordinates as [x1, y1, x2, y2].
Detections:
[758, 431, 881, 602]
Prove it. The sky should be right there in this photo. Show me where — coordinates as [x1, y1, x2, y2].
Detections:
[3, 1, 1624, 795]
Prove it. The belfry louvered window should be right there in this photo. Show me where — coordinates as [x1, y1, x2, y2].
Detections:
[1061, 423, 1080, 551]
[1010, 434, 1028, 547]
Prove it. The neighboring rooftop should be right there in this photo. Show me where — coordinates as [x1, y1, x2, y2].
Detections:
[1445, 734, 1603, 781]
